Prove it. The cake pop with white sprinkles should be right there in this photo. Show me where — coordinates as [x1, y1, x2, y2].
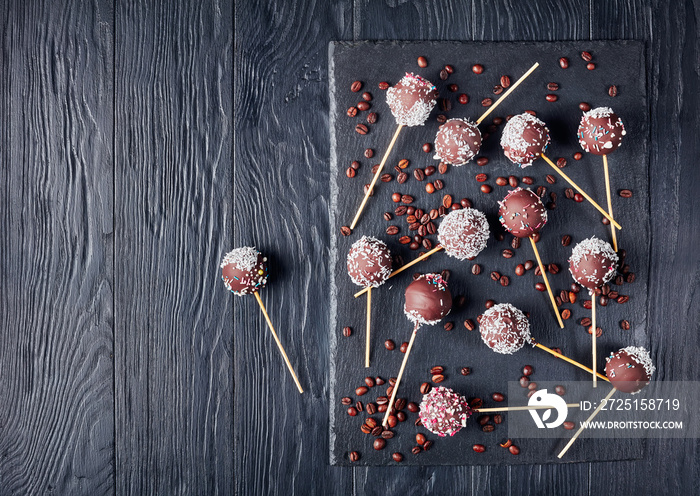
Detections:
[419, 386, 473, 437]
[578, 107, 626, 155]
[433, 118, 482, 165]
[346, 236, 392, 288]
[479, 303, 532, 354]
[221, 246, 269, 296]
[404, 273, 452, 326]
[498, 188, 547, 238]
[501, 113, 551, 167]
[569, 236, 619, 291]
[605, 346, 655, 394]
[437, 208, 490, 260]
[386, 73, 438, 127]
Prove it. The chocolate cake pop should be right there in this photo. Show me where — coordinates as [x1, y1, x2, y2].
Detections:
[578, 107, 626, 155]
[605, 346, 655, 394]
[221, 246, 269, 296]
[437, 208, 490, 260]
[498, 188, 547, 238]
[419, 386, 473, 437]
[386, 73, 438, 127]
[569, 237, 619, 290]
[346, 236, 392, 288]
[500, 113, 551, 167]
[479, 303, 531, 354]
[404, 273, 452, 326]
[433, 118, 482, 165]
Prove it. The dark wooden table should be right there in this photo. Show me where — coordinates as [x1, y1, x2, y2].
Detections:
[0, 0, 698, 494]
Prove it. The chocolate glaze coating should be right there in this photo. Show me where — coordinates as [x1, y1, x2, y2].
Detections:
[479, 303, 531, 354]
[404, 273, 452, 326]
[419, 386, 473, 437]
[605, 346, 655, 394]
[500, 113, 550, 167]
[386, 73, 438, 127]
[346, 236, 392, 288]
[578, 107, 626, 155]
[569, 236, 619, 290]
[221, 246, 269, 296]
[437, 208, 490, 260]
[433, 119, 482, 165]
[498, 188, 547, 238]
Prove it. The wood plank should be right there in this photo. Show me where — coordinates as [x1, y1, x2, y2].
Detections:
[232, 0, 355, 494]
[472, 1, 591, 494]
[113, 1, 234, 493]
[0, 0, 114, 494]
[589, 0, 699, 493]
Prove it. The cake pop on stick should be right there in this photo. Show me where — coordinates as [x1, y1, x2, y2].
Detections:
[347, 236, 393, 367]
[498, 188, 564, 328]
[349, 73, 438, 230]
[353, 207, 489, 298]
[383, 274, 452, 427]
[501, 113, 622, 230]
[578, 107, 626, 251]
[557, 346, 654, 458]
[419, 386, 578, 437]
[432, 63, 540, 167]
[569, 237, 619, 387]
[221, 247, 303, 393]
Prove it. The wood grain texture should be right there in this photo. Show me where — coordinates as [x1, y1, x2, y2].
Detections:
[233, 0, 354, 495]
[114, 0, 234, 493]
[588, 0, 700, 492]
[0, 0, 114, 494]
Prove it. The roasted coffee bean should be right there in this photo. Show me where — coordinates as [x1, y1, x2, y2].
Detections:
[365, 403, 377, 415]
[385, 414, 397, 428]
[559, 57, 569, 68]
[573, 152, 583, 161]
[438, 68, 449, 81]
[500, 275, 510, 287]
[587, 62, 596, 70]
[619, 189, 633, 198]
[434, 180, 444, 191]
[347, 406, 358, 416]
[588, 326, 603, 337]
[599, 295, 609, 306]
[409, 241, 420, 250]
[347, 106, 358, 117]
[473, 444, 486, 453]
[343, 326, 352, 337]
[411, 446, 422, 455]
[470, 397, 483, 409]
[373, 438, 386, 451]
[502, 249, 514, 259]
[340, 226, 352, 236]
[514, 264, 525, 276]
[507, 176, 519, 188]
[460, 367, 471, 376]
[376, 395, 388, 405]
[548, 263, 559, 274]
[561, 234, 572, 247]
[581, 51, 593, 62]
[396, 171, 408, 184]
[511, 237, 521, 250]
[384, 339, 396, 351]
[429, 209, 439, 220]
[426, 222, 437, 235]
[392, 452, 404, 462]
[482, 424, 495, 433]
[475, 173, 488, 183]
[356, 386, 369, 396]
[608, 85, 618, 97]
[574, 193, 584, 202]
[490, 271, 501, 281]
[417, 225, 427, 237]
[458, 93, 469, 104]
[356, 401, 364, 414]
[472, 64, 484, 74]
[492, 392, 505, 402]
[341, 397, 353, 406]
[555, 385, 566, 396]
[432, 374, 445, 383]
[493, 84, 504, 95]
[556, 157, 567, 168]
[381, 173, 393, 183]
[445, 84, 458, 93]
[395, 398, 407, 411]
[365, 376, 376, 388]
[547, 82, 560, 91]
[349, 451, 360, 462]
[400, 341, 410, 353]
[545, 174, 557, 185]
[355, 123, 369, 134]
[401, 194, 414, 204]
[351, 80, 363, 92]
[420, 382, 431, 394]
[480, 184, 492, 194]
[366, 111, 378, 124]
[500, 75, 511, 88]
[378, 81, 389, 90]
[546, 94, 558, 102]
[535, 282, 546, 292]
[443, 321, 454, 331]
[522, 176, 534, 185]
[524, 260, 535, 271]
[536, 186, 547, 198]
[346, 167, 356, 178]
[563, 188, 574, 200]
[482, 98, 493, 107]
[617, 295, 630, 304]
[463, 319, 475, 331]
[420, 214, 430, 225]
[621, 320, 631, 330]
[412, 168, 426, 182]
[519, 376, 530, 388]
[579, 102, 591, 111]
[417, 56, 428, 68]
[386, 225, 399, 235]
[580, 317, 592, 327]
[555, 296, 562, 306]
[357, 101, 370, 111]
[383, 212, 393, 222]
[560, 290, 570, 303]
[528, 382, 538, 391]
[407, 402, 419, 413]
[494, 414, 503, 424]
[471, 264, 481, 275]
[495, 176, 508, 186]
[478, 415, 491, 426]
[438, 162, 448, 174]
[485, 300, 495, 309]
[397, 411, 407, 422]
[626, 272, 636, 283]
[425, 182, 435, 194]
[563, 421, 575, 430]
[509, 445, 520, 455]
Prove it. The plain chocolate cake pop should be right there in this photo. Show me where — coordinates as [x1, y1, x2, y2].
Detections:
[578, 107, 626, 155]
[404, 273, 452, 326]
[346, 236, 392, 288]
[500, 113, 551, 167]
[479, 303, 531, 354]
[419, 386, 473, 437]
[433, 118, 482, 165]
[221, 246, 269, 296]
[605, 346, 655, 394]
[437, 208, 490, 260]
[498, 188, 548, 238]
[569, 237, 619, 290]
[386, 73, 438, 127]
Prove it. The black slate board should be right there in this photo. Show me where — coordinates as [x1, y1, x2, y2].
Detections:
[329, 41, 649, 466]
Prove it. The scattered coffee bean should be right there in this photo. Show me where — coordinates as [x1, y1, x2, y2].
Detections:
[349, 451, 360, 462]
[471, 264, 481, 276]
[472, 64, 484, 74]
[509, 445, 520, 455]
[400, 342, 409, 353]
[417, 56, 428, 68]
[415, 433, 427, 445]
[528, 382, 538, 390]
[524, 260, 535, 271]
[500, 75, 511, 88]
[401, 194, 414, 204]
[617, 295, 630, 304]
[420, 382, 431, 394]
[493, 84, 504, 95]
[561, 234, 572, 247]
[587, 62, 596, 70]
[476, 173, 488, 183]
[343, 326, 352, 337]
[522, 176, 534, 185]
[357, 101, 370, 111]
[563, 421, 575, 430]
[407, 401, 419, 413]
[519, 376, 530, 388]
[555, 385, 566, 395]
[425, 182, 435, 194]
[458, 93, 469, 104]
[559, 57, 569, 68]
[473, 444, 486, 453]
[444, 321, 454, 331]
[347, 106, 358, 118]
[620, 320, 630, 330]
[366, 112, 377, 124]
[579, 102, 591, 111]
[496, 176, 508, 186]
[381, 173, 393, 183]
[438, 162, 448, 174]
[535, 282, 546, 292]
[355, 124, 368, 135]
[490, 271, 501, 282]
[608, 85, 618, 97]
[463, 319, 475, 331]
[373, 438, 386, 451]
[480, 184, 492, 194]
[492, 392, 505, 402]
[378, 81, 389, 90]
[481, 98, 493, 107]
[581, 51, 593, 62]
[545, 94, 558, 102]
[434, 179, 444, 191]
[392, 452, 404, 462]
[386, 225, 399, 235]
[346, 167, 356, 178]
[348, 406, 358, 416]
[619, 189, 633, 198]
[460, 367, 471, 376]
[432, 374, 445, 383]
[482, 424, 495, 433]
[499, 275, 510, 287]
[588, 326, 603, 337]
[574, 193, 584, 202]
[351, 81, 363, 92]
